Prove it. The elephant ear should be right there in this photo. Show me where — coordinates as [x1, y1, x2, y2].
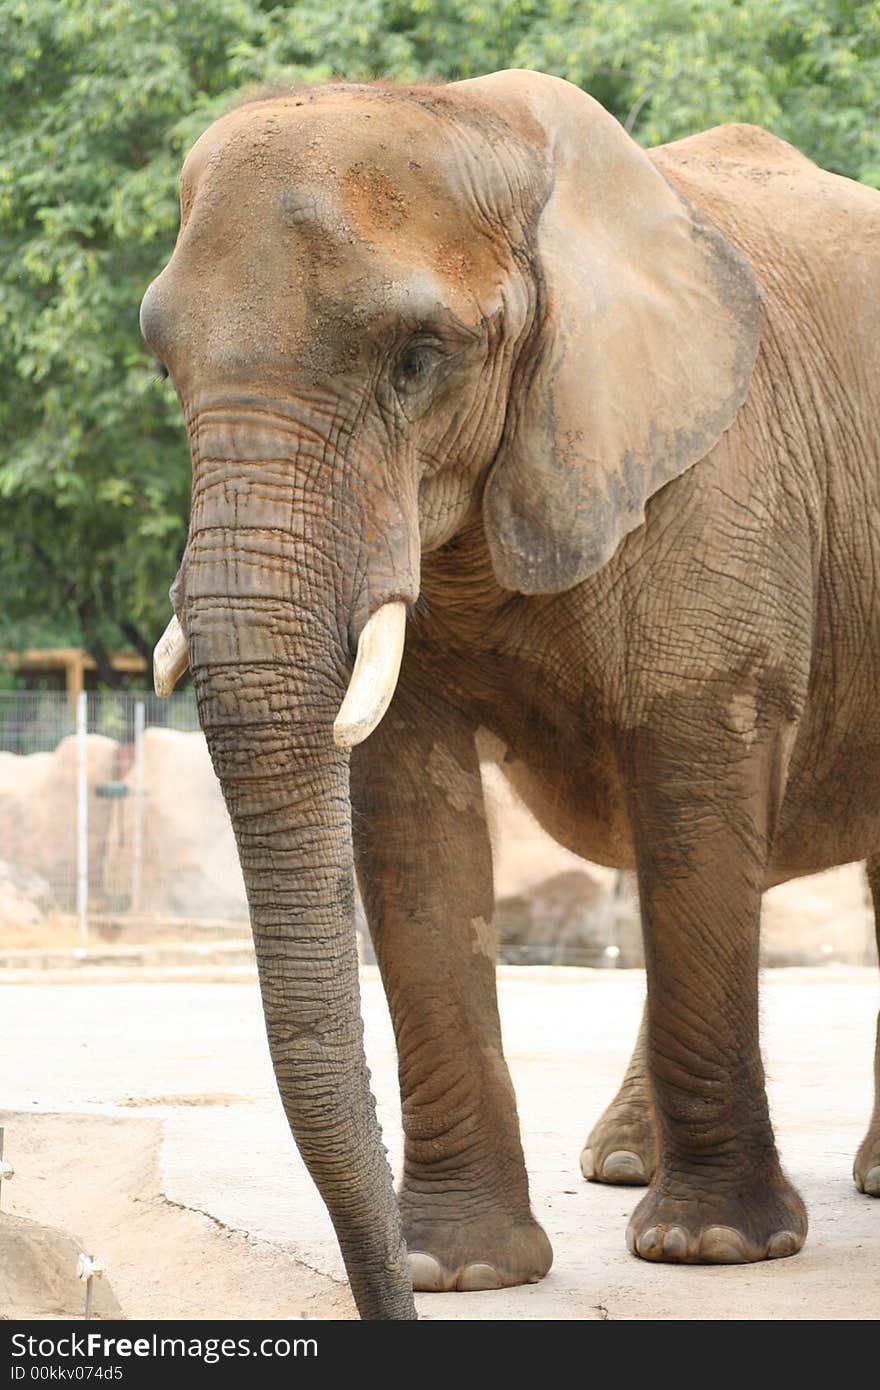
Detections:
[456, 71, 761, 594]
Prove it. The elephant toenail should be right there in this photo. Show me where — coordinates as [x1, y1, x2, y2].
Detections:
[767, 1230, 800, 1258]
[699, 1226, 749, 1263]
[861, 1165, 880, 1196]
[580, 1146, 596, 1180]
[601, 1150, 647, 1185]
[632, 1224, 663, 1259]
[662, 1226, 688, 1258]
[408, 1252, 445, 1291]
[458, 1262, 502, 1291]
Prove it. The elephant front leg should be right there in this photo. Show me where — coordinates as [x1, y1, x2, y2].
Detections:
[853, 854, 880, 1196]
[624, 724, 808, 1264]
[351, 697, 552, 1293]
[581, 1005, 656, 1185]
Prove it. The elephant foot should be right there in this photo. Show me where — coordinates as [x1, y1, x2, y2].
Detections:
[853, 1131, 880, 1195]
[626, 1169, 807, 1264]
[400, 1199, 552, 1292]
[581, 1096, 656, 1186]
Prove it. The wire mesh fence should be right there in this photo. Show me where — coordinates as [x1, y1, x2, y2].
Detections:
[0, 689, 643, 964]
[0, 690, 76, 755]
[0, 690, 250, 948]
[0, 692, 874, 966]
[0, 689, 203, 753]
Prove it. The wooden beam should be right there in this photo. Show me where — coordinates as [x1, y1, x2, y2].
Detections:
[4, 648, 147, 676]
[67, 653, 85, 706]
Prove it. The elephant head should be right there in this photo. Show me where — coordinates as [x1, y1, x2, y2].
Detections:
[140, 70, 759, 1318]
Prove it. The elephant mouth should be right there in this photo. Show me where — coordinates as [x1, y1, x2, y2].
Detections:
[152, 600, 408, 750]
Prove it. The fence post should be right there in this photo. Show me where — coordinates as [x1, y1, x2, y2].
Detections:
[76, 690, 89, 950]
[131, 700, 145, 914]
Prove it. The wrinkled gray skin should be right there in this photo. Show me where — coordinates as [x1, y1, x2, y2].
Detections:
[140, 71, 880, 1318]
[586, 857, 880, 1190]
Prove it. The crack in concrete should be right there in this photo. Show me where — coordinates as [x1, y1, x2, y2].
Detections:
[157, 1190, 348, 1287]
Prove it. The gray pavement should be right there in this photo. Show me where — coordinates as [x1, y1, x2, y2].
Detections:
[1, 965, 878, 1319]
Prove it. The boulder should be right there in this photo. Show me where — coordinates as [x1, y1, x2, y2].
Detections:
[103, 728, 247, 921]
[495, 869, 615, 965]
[482, 764, 628, 964]
[0, 862, 59, 932]
[0, 1212, 121, 1319]
[761, 863, 875, 965]
[0, 735, 117, 911]
[481, 762, 614, 899]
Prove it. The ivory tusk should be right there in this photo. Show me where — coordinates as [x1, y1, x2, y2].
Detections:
[154, 614, 189, 697]
[333, 602, 407, 750]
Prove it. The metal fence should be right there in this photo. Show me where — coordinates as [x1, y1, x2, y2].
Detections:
[0, 692, 875, 966]
[0, 690, 638, 964]
[0, 689, 201, 755]
[0, 690, 251, 949]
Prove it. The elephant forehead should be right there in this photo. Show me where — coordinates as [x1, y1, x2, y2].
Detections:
[181, 93, 523, 277]
[187, 89, 502, 189]
[152, 91, 529, 378]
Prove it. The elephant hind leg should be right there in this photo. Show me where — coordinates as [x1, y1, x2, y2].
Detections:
[853, 854, 880, 1196]
[581, 1003, 657, 1186]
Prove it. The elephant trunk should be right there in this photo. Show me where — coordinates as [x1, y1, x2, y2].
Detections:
[178, 422, 417, 1320]
[154, 601, 407, 750]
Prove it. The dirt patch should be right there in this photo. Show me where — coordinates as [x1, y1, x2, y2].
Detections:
[114, 1093, 252, 1109]
[342, 163, 409, 232]
[1, 1111, 353, 1320]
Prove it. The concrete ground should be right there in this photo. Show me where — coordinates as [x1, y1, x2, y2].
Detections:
[1, 965, 878, 1320]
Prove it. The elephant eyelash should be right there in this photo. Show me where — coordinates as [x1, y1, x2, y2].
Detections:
[153, 358, 169, 382]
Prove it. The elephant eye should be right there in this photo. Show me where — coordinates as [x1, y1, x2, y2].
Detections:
[394, 342, 438, 394]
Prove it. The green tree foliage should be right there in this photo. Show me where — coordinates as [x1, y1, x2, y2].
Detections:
[1, 1, 877, 681]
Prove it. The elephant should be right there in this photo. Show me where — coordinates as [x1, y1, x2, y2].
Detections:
[140, 69, 880, 1320]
